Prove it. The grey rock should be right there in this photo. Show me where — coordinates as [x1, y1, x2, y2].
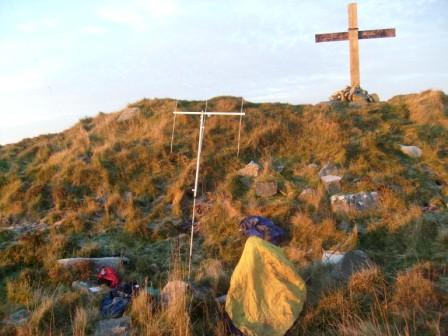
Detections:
[5, 222, 48, 235]
[95, 317, 131, 336]
[399, 145, 422, 158]
[320, 175, 342, 194]
[237, 161, 260, 177]
[318, 163, 339, 177]
[117, 107, 140, 122]
[332, 250, 374, 281]
[331, 192, 379, 212]
[3, 309, 30, 326]
[255, 181, 278, 197]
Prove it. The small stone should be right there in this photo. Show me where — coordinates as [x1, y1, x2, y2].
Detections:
[321, 175, 342, 194]
[307, 163, 319, 170]
[352, 94, 368, 104]
[124, 192, 133, 202]
[400, 145, 422, 158]
[215, 295, 227, 304]
[298, 188, 315, 200]
[330, 192, 379, 212]
[3, 309, 30, 326]
[95, 317, 131, 336]
[255, 181, 278, 197]
[370, 93, 380, 102]
[331, 250, 374, 281]
[318, 163, 339, 177]
[117, 107, 140, 123]
[237, 161, 260, 177]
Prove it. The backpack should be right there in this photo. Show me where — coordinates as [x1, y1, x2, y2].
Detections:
[239, 216, 285, 245]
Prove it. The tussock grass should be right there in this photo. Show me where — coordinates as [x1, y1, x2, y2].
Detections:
[0, 92, 447, 335]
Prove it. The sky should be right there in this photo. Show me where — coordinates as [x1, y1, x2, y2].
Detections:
[0, 0, 447, 145]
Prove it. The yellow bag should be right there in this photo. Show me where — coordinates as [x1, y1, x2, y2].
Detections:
[225, 236, 306, 336]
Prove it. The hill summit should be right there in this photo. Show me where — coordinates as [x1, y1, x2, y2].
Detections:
[0, 90, 447, 335]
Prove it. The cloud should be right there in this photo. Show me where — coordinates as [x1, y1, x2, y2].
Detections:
[16, 18, 57, 33]
[97, 0, 178, 31]
[0, 69, 42, 93]
[140, 0, 177, 17]
[98, 6, 146, 31]
[80, 26, 108, 34]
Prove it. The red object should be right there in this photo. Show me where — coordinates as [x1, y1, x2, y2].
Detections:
[98, 267, 120, 288]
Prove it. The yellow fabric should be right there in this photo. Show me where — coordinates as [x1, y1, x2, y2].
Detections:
[225, 236, 307, 336]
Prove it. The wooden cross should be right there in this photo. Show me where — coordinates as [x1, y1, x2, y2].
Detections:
[315, 2, 395, 87]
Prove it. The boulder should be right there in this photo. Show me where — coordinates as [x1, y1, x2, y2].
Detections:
[331, 192, 379, 212]
[331, 250, 374, 281]
[255, 181, 277, 197]
[117, 107, 140, 122]
[238, 161, 260, 177]
[95, 317, 131, 336]
[320, 175, 342, 194]
[399, 145, 422, 158]
[318, 163, 339, 177]
[3, 309, 30, 326]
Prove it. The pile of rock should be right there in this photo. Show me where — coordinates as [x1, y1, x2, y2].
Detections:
[330, 191, 379, 213]
[330, 86, 379, 103]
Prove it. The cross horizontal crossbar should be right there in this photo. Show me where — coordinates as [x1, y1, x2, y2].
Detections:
[173, 111, 245, 116]
[315, 28, 395, 43]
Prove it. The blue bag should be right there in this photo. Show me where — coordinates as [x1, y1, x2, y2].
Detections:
[100, 295, 129, 318]
[239, 216, 285, 245]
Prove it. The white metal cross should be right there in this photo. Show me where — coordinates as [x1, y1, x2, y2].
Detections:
[170, 99, 245, 279]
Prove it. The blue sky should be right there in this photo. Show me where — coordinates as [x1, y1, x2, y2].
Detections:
[0, 0, 447, 144]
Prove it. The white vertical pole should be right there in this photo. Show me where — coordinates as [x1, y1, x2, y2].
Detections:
[170, 101, 178, 154]
[187, 103, 207, 279]
[237, 97, 244, 158]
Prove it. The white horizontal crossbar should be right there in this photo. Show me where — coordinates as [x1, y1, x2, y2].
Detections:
[173, 111, 245, 116]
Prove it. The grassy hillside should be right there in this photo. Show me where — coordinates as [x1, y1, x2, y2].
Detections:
[0, 91, 447, 335]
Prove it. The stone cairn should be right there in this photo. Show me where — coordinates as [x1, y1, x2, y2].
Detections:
[330, 86, 379, 103]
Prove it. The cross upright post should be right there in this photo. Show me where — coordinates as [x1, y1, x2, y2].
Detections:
[171, 100, 245, 279]
[315, 2, 396, 88]
[348, 3, 360, 87]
